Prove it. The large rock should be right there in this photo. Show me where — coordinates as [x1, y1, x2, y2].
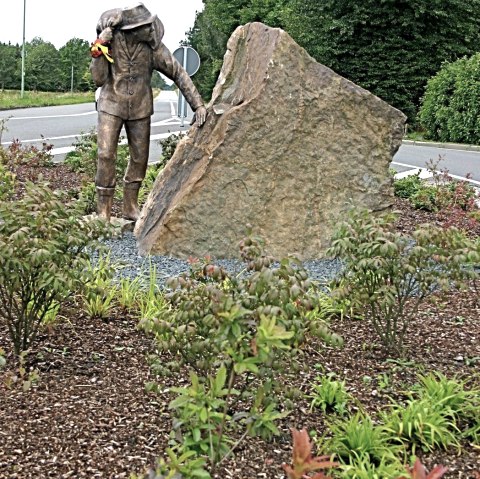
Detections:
[135, 22, 406, 260]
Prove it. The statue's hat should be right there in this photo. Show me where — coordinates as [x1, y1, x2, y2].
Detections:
[120, 3, 157, 30]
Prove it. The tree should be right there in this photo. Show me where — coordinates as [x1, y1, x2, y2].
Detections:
[59, 38, 91, 92]
[283, 0, 480, 123]
[0, 42, 21, 90]
[24, 37, 62, 91]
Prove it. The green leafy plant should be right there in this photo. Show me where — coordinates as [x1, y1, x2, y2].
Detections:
[81, 254, 118, 319]
[168, 367, 233, 463]
[77, 181, 97, 215]
[339, 452, 404, 479]
[0, 181, 112, 354]
[282, 428, 337, 479]
[308, 373, 350, 415]
[117, 275, 143, 313]
[141, 228, 342, 472]
[382, 397, 460, 453]
[419, 52, 480, 144]
[393, 174, 423, 200]
[0, 161, 15, 201]
[140, 447, 210, 479]
[324, 413, 400, 466]
[328, 207, 479, 353]
[136, 263, 169, 321]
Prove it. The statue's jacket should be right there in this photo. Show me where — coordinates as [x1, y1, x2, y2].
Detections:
[90, 31, 203, 121]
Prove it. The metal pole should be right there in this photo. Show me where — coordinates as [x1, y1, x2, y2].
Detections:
[180, 46, 188, 127]
[21, 0, 26, 98]
[71, 64, 74, 93]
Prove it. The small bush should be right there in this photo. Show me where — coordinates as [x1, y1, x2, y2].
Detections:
[0, 181, 112, 354]
[0, 162, 15, 200]
[325, 413, 401, 465]
[328, 208, 479, 353]
[1, 139, 54, 168]
[419, 53, 480, 144]
[308, 373, 350, 415]
[393, 174, 423, 199]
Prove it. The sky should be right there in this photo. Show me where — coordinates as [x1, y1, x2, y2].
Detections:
[0, 0, 204, 53]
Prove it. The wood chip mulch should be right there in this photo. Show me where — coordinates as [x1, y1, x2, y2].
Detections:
[1, 165, 479, 478]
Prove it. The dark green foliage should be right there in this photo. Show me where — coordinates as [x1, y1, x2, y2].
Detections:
[284, 0, 480, 123]
[419, 53, 480, 144]
[0, 181, 112, 354]
[188, 0, 480, 122]
[58, 38, 92, 92]
[0, 42, 21, 90]
[393, 174, 423, 199]
[157, 132, 186, 165]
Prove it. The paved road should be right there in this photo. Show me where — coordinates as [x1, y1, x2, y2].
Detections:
[1, 94, 479, 183]
[0, 91, 192, 164]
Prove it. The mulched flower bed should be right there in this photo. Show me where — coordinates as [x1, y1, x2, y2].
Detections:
[1, 163, 479, 478]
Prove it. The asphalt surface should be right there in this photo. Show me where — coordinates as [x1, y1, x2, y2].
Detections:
[1, 92, 479, 183]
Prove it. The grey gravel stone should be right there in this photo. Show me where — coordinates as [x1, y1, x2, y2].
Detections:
[97, 232, 344, 289]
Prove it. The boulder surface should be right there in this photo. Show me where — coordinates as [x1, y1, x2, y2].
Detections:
[135, 22, 406, 260]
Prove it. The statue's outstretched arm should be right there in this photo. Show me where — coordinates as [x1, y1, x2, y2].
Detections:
[153, 44, 207, 126]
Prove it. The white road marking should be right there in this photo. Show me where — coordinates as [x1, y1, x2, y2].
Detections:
[2, 133, 90, 146]
[151, 117, 181, 127]
[392, 161, 480, 186]
[8, 111, 97, 120]
[50, 130, 184, 156]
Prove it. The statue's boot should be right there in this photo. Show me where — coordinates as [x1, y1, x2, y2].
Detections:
[96, 186, 115, 222]
[123, 181, 141, 221]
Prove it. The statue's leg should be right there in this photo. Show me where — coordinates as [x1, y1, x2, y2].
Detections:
[96, 112, 124, 221]
[123, 117, 151, 221]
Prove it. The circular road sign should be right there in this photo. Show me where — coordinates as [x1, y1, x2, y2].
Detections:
[173, 46, 201, 76]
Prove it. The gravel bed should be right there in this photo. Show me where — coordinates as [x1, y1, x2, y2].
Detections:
[98, 232, 344, 288]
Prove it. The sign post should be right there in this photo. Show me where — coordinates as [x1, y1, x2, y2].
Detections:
[173, 46, 201, 127]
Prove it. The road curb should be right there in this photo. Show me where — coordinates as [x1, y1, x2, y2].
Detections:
[402, 139, 480, 152]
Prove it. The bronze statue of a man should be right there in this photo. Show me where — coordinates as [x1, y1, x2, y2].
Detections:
[90, 3, 207, 221]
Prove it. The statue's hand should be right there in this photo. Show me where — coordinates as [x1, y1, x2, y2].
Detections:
[98, 27, 113, 43]
[191, 106, 207, 127]
[97, 8, 123, 32]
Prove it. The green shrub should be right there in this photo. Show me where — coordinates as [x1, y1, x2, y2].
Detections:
[324, 413, 400, 465]
[1, 139, 54, 168]
[410, 185, 438, 211]
[0, 181, 112, 354]
[328, 208, 479, 354]
[141, 229, 342, 473]
[308, 373, 350, 415]
[419, 53, 480, 144]
[393, 174, 423, 200]
[81, 254, 118, 319]
[0, 162, 15, 201]
[382, 398, 460, 453]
